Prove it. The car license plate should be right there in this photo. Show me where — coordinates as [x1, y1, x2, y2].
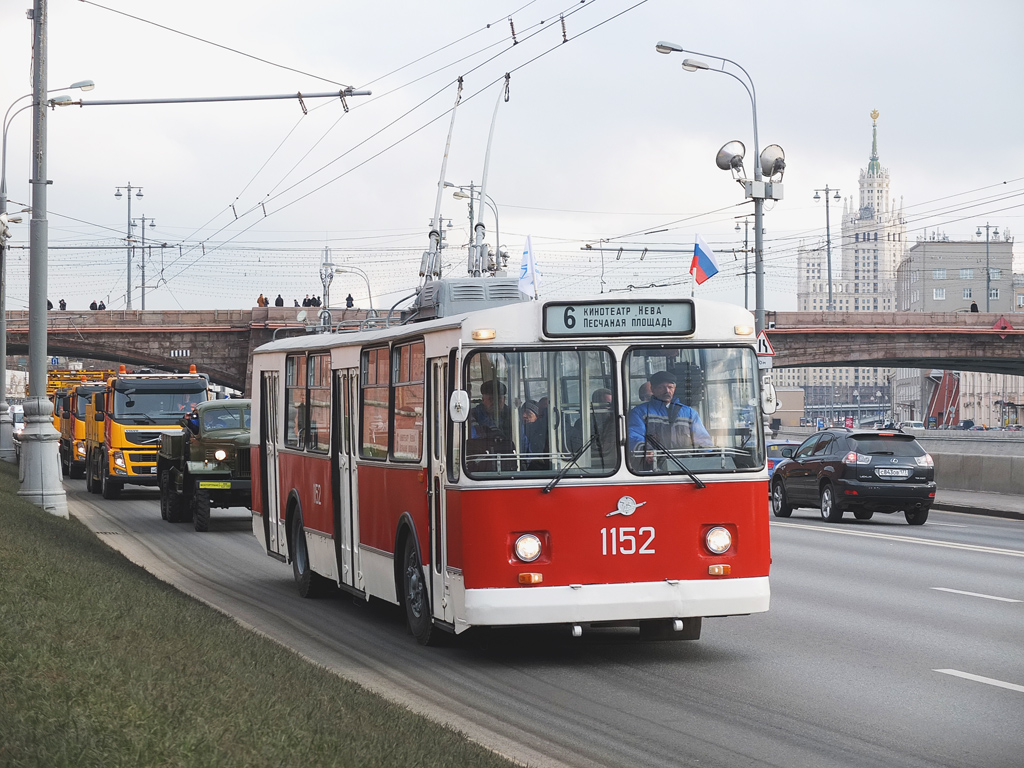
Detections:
[876, 467, 910, 477]
[199, 481, 231, 489]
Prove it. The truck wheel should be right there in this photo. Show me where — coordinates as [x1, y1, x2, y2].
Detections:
[101, 469, 122, 500]
[402, 534, 438, 646]
[162, 470, 186, 523]
[291, 510, 327, 598]
[192, 488, 211, 532]
[90, 453, 103, 495]
[85, 452, 94, 493]
[69, 459, 84, 480]
[60, 447, 70, 477]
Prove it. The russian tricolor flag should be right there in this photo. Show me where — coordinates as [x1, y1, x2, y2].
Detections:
[690, 235, 720, 285]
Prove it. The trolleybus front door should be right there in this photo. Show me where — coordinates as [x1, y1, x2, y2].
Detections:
[333, 369, 361, 592]
[260, 370, 287, 558]
[429, 358, 453, 624]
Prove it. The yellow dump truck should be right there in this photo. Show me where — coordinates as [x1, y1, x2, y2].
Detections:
[57, 379, 114, 479]
[85, 366, 210, 499]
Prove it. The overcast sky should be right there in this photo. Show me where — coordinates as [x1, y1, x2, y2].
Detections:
[2, 0, 1022, 314]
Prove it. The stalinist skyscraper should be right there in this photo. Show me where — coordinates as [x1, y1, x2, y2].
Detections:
[779, 111, 908, 407]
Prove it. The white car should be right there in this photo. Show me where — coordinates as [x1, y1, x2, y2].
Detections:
[899, 420, 925, 431]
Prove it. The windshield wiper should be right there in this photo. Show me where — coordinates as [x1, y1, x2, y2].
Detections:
[643, 433, 706, 488]
[543, 435, 597, 494]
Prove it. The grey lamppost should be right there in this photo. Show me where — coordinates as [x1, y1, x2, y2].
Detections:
[446, 182, 502, 268]
[18, 0, 68, 516]
[976, 223, 999, 312]
[131, 214, 155, 309]
[335, 266, 375, 316]
[1, 79, 93, 463]
[813, 186, 841, 311]
[656, 42, 785, 334]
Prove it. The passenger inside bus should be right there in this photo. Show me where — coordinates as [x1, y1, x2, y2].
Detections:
[519, 400, 549, 469]
[627, 368, 713, 470]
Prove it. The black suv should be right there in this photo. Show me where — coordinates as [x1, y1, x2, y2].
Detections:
[771, 429, 935, 525]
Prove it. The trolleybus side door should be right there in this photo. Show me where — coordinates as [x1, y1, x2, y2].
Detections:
[260, 370, 287, 557]
[332, 369, 361, 592]
[429, 357, 453, 624]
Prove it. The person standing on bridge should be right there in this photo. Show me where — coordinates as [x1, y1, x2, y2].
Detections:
[970, 301, 979, 313]
[97, 300, 106, 310]
[274, 294, 284, 307]
[346, 294, 354, 309]
[89, 300, 98, 310]
[58, 299, 66, 311]
[256, 293, 267, 307]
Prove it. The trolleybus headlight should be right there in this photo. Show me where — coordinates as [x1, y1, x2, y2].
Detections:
[705, 526, 732, 555]
[514, 534, 542, 563]
[214, 449, 227, 461]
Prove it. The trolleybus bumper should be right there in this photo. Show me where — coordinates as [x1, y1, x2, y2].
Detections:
[461, 576, 769, 627]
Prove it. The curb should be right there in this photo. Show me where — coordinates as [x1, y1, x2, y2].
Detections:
[931, 503, 1024, 522]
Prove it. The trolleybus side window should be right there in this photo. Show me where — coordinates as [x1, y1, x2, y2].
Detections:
[624, 345, 762, 475]
[308, 353, 330, 453]
[392, 340, 425, 462]
[360, 346, 389, 459]
[462, 347, 618, 479]
[285, 354, 306, 449]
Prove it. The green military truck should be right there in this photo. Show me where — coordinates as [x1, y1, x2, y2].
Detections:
[157, 399, 253, 532]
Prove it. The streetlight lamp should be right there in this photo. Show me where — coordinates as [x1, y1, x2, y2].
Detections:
[656, 41, 785, 333]
[115, 183, 144, 309]
[976, 222, 999, 312]
[1, 79, 93, 463]
[446, 181, 503, 269]
[813, 186, 841, 311]
[335, 266, 375, 316]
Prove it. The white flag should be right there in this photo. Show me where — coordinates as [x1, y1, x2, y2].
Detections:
[519, 235, 541, 298]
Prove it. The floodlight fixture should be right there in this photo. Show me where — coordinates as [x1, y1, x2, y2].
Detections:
[715, 140, 746, 178]
[759, 144, 785, 180]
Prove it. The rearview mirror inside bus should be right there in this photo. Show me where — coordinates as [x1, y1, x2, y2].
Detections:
[449, 390, 470, 423]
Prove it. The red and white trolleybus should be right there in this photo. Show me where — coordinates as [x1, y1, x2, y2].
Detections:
[250, 282, 772, 644]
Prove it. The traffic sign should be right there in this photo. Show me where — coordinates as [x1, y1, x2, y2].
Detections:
[755, 330, 775, 356]
[757, 356, 773, 369]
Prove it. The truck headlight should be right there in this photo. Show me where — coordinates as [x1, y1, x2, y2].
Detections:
[705, 526, 732, 555]
[214, 449, 227, 461]
[112, 450, 126, 469]
[75, 441, 86, 457]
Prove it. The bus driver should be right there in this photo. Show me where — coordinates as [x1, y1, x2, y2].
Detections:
[628, 369, 712, 469]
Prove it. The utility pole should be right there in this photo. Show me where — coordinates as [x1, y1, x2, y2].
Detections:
[115, 183, 143, 309]
[814, 186, 841, 311]
[976, 222, 999, 312]
[131, 214, 154, 309]
[735, 217, 751, 309]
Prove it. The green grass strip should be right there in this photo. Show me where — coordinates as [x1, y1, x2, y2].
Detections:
[0, 462, 515, 768]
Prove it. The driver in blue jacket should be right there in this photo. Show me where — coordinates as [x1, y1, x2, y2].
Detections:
[628, 369, 712, 468]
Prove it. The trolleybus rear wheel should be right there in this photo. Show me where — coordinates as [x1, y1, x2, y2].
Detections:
[291, 510, 327, 598]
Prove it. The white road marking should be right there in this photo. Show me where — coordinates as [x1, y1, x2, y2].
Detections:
[934, 669, 1024, 694]
[770, 521, 1024, 558]
[931, 587, 1021, 603]
[927, 522, 968, 528]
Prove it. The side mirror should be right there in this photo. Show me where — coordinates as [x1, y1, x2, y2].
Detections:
[61, 409, 70, 418]
[760, 378, 779, 414]
[781, 447, 793, 458]
[449, 390, 471, 423]
[94, 411, 104, 422]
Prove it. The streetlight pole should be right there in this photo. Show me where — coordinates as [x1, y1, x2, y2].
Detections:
[976, 222, 999, 312]
[18, 0, 68, 516]
[1, 79, 94, 462]
[115, 183, 143, 309]
[447, 182, 501, 268]
[735, 217, 750, 309]
[656, 42, 783, 333]
[131, 214, 154, 309]
[335, 266, 375, 316]
[814, 186, 841, 311]
[854, 389, 860, 428]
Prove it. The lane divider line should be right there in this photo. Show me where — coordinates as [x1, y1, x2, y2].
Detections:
[770, 521, 1024, 558]
[931, 587, 1022, 603]
[934, 669, 1024, 694]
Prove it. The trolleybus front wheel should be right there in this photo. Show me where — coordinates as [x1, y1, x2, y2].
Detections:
[402, 535, 439, 646]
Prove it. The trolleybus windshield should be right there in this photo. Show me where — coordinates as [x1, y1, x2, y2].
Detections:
[624, 345, 762, 475]
[463, 347, 619, 479]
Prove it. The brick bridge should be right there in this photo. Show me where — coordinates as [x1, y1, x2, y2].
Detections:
[5, 308, 1024, 393]
[4, 307, 372, 394]
[764, 311, 1024, 377]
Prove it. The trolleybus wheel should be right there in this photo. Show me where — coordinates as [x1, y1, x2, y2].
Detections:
[402, 534, 437, 646]
[192, 488, 211, 532]
[771, 480, 793, 518]
[291, 510, 326, 598]
[640, 617, 702, 641]
[819, 483, 842, 522]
